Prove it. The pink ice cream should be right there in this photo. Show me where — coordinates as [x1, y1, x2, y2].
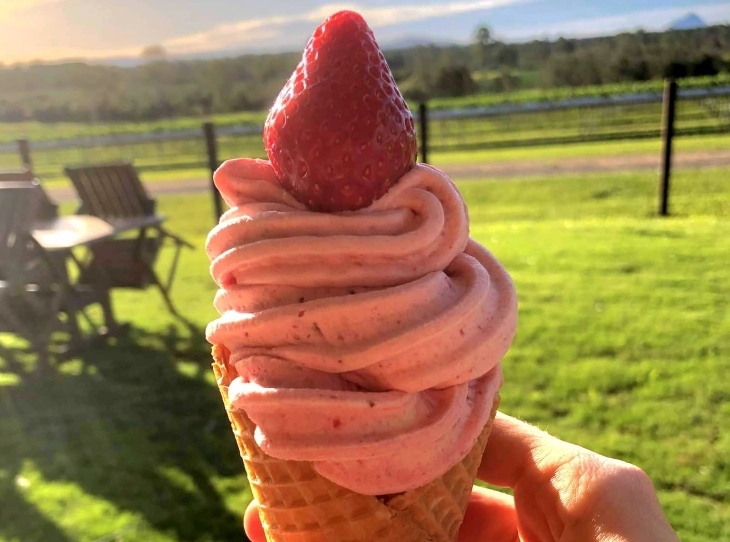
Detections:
[206, 158, 518, 496]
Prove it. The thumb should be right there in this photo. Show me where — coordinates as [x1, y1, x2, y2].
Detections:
[459, 486, 519, 542]
[243, 499, 266, 542]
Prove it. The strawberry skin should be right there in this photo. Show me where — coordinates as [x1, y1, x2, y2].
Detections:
[264, 10, 417, 213]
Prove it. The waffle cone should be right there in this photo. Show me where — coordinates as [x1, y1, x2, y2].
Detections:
[212, 344, 500, 542]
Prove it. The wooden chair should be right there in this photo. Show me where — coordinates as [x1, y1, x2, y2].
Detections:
[0, 169, 58, 220]
[0, 183, 67, 362]
[1, 170, 66, 298]
[0, 182, 118, 362]
[0, 181, 41, 285]
[64, 161, 193, 315]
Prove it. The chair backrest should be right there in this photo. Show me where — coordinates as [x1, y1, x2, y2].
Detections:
[64, 161, 155, 220]
[0, 170, 59, 220]
[0, 169, 34, 183]
[0, 182, 40, 280]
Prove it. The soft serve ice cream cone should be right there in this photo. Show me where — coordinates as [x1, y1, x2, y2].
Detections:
[206, 11, 517, 541]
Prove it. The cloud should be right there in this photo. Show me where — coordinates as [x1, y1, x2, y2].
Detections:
[505, 2, 730, 41]
[162, 0, 531, 55]
[334, 0, 531, 27]
[10, 0, 727, 64]
[0, 0, 65, 21]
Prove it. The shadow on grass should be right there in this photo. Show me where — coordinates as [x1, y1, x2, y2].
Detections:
[0, 323, 248, 542]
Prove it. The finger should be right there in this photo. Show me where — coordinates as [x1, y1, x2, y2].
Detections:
[243, 499, 266, 542]
[459, 486, 519, 542]
[478, 413, 571, 488]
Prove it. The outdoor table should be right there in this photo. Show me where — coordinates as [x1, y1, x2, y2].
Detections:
[31, 215, 116, 251]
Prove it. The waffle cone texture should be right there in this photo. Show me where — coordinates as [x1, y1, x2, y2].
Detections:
[212, 344, 500, 542]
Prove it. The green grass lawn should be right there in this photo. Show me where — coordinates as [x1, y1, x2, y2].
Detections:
[431, 132, 730, 165]
[1, 167, 728, 541]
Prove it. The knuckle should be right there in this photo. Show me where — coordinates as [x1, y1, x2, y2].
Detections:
[605, 460, 654, 491]
[559, 453, 655, 512]
[586, 456, 656, 502]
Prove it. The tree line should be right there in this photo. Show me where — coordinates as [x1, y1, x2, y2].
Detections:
[0, 25, 728, 123]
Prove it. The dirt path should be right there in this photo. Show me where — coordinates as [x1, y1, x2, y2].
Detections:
[47, 149, 730, 203]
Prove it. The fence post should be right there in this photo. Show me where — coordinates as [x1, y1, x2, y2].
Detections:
[17, 139, 33, 172]
[658, 78, 677, 217]
[418, 102, 429, 164]
[203, 122, 223, 221]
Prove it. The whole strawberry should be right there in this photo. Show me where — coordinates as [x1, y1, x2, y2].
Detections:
[264, 10, 417, 213]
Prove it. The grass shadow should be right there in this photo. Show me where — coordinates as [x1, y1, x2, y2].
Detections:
[0, 324, 248, 542]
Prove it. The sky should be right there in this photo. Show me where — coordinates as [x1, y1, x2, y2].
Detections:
[1, 0, 729, 64]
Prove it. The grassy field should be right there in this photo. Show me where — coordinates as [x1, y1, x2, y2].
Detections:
[0, 167, 729, 541]
[427, 73, 730, 109]
[1, 78, 727, 187]
[2, 73, 728, 144]
[432, 132, 730, 165]
[0, 111, 268, 144]
[19, 131, 730, 190]
[2, 96, 727, 185]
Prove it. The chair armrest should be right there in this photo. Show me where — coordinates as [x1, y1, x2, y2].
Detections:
[159, 227, 194, 249]
[143, 198, 157, 215]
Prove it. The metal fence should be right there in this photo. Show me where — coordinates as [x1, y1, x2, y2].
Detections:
[1, 83, 729, 182]
[423, 85, 730, 153]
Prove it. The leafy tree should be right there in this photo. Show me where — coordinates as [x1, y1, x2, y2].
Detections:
[473, 25, 495, 69]
[475, 26, 493, 46]
[433, 65, 477, 97]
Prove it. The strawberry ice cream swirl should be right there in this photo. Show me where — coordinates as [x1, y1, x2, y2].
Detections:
[206, 158, 518, 495]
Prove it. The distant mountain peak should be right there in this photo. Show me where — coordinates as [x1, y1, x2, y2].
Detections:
[670, 13, 707, 30]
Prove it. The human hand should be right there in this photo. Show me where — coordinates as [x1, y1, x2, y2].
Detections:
[243, 412, 679, 542]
